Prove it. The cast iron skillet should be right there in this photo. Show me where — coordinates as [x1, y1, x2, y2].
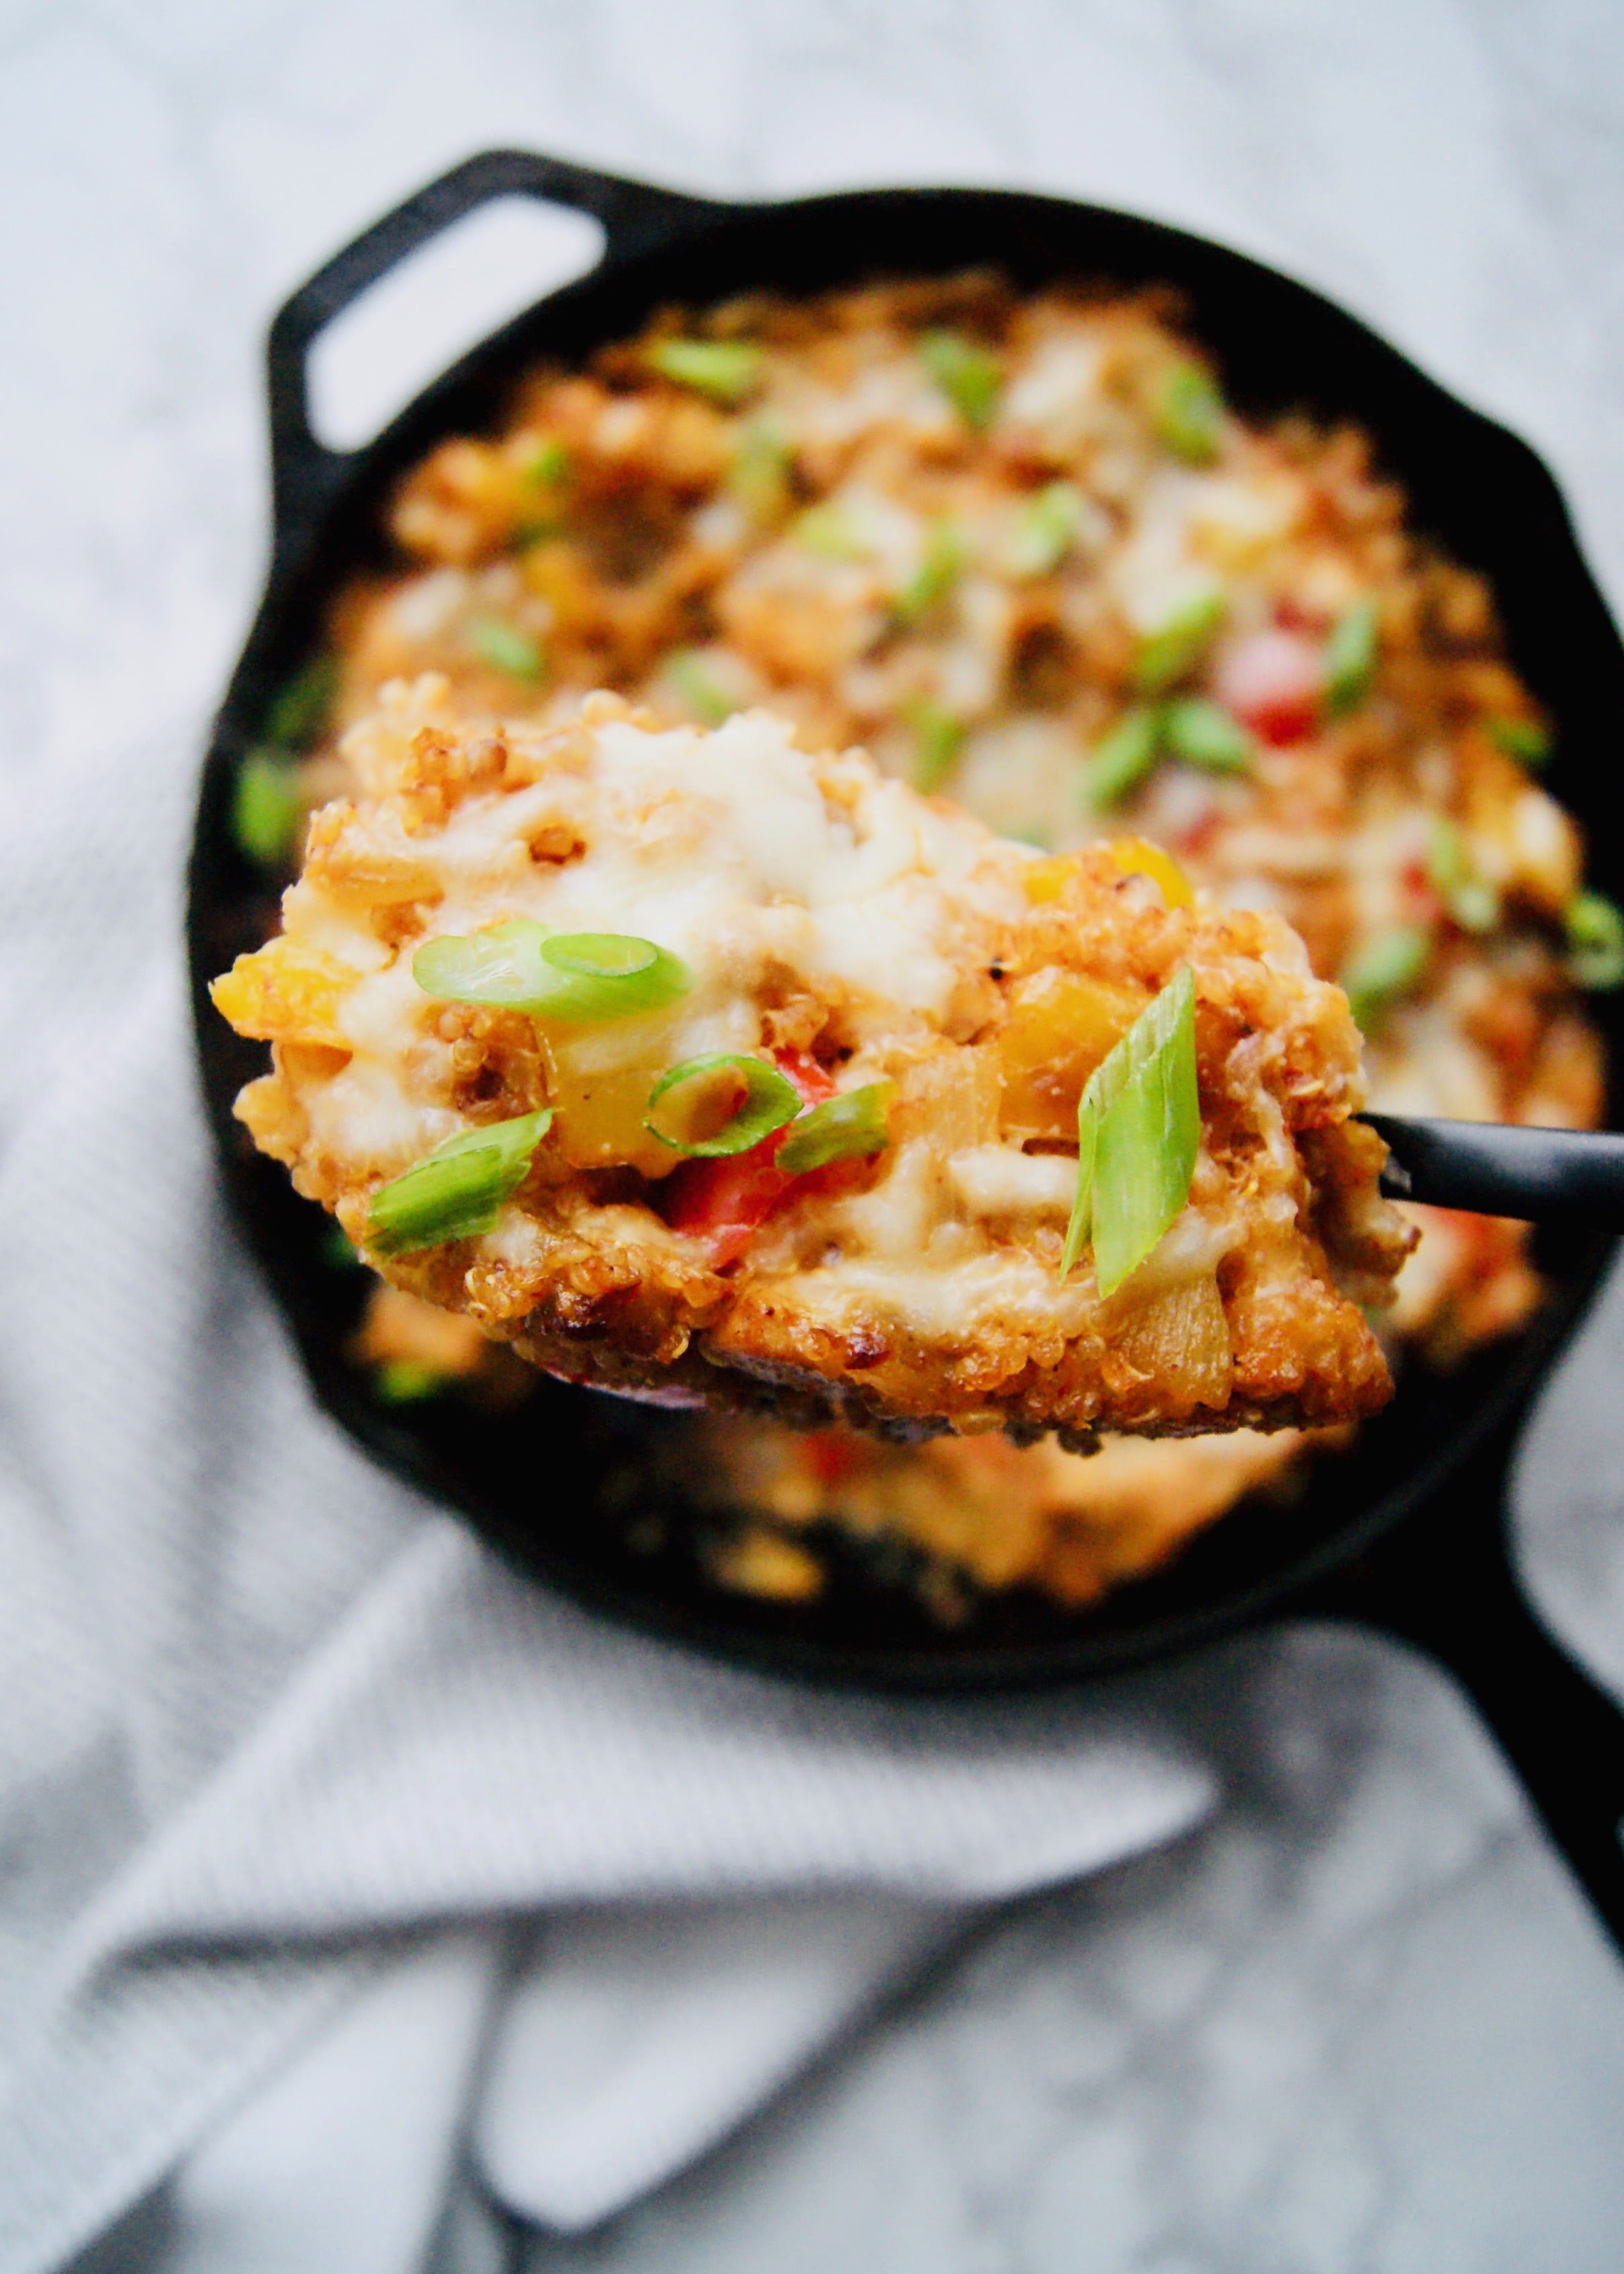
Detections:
[188, 150, 1624, 1953]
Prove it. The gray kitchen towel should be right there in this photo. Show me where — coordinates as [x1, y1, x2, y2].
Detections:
[0, 723, 1214, 2273]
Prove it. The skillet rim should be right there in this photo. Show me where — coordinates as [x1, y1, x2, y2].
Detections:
[187, 165, 1624, 1694]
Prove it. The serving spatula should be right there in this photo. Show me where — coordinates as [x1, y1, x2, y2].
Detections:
[1365, 1114, 1624, 1229]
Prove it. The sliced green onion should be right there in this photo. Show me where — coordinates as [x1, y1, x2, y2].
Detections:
[519, 927, 692, 1020]
[413, 920, 692, 1022]
[1009, 482, 1083, 578]
[894, 521, 968, 625]
[263, 657, 338, 749]
[522, 437, 569, 489]
[1565, 891, 1624, 988]
[919, 330, 1001, 431]
[367, 1109, 553, 1256]
[1162, 698, 1253, 775]
[1488, 714, 1552, 769]
[907, 699, 966, 793]
[1133, 589, 1227, 694]
[1426, 817, 1499, 933]
[1062, 965, 1200, 1297]
[668, 649, 735, 727]
[322, 1222, 363, 1270]
[467, 615, 545, 682]
[776, 1082, 895, 1176]
[233, 751, 306, 869]
[372, 1359, 446, 1404]
[541, 934, 671, 979]
[1425, 815, 1465, 895]
[1324, 599, 1380, 715]
[647, 337, 764, 404]
[1340, 923, 1431, 1032]
[643, 1055, 801, 1157]
[1154, 362, 1225, 464]
[793, 502, 870, 560]
[1451, 880, 1500, 934]
[1082, 705, 1163, 807]
[413, 919, 551, 1007]
[729, 417, 793, 523]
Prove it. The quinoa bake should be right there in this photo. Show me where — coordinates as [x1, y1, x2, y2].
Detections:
[223, 271, 1619, 1608]
[215, 688, 1411, 1444]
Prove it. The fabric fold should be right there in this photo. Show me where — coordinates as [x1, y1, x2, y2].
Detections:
[3, 1485, 1212, 2271]
[474, 1896, 974, 2232]
[0, 727, 1215, 2274]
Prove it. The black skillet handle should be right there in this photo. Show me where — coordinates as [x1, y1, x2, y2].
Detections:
[266, 148, 725, 572]
[1296, 1417, 1624, 1958]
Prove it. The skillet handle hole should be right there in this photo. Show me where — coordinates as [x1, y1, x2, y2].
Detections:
[306, 197, 607, 456]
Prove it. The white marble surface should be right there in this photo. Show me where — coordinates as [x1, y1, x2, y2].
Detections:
[7, 0, 1624, 2264]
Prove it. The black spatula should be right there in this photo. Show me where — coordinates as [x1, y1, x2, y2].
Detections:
[1364, 1114, 1624, 1227]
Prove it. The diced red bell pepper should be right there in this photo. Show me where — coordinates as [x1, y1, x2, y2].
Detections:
[772, 1049, 838, 1108]
[1400, 857, 1442, 926]
[663, 1145, 795, 1268]
[1213, 628, 1324, 745]
[660, 1047, 839, 1268]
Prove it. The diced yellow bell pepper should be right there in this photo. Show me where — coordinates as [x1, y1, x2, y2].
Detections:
[998, 967, 1146, 1141]
[521, 540, 600, 632]
[211, 941, 355, 1050]
[1020, 854, 1083, 905]
[1103, 836, 1195, 910]
[548, 1056, 676, 1177]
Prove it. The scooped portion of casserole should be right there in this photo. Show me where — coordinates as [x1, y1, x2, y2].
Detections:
[214, 681, 1412, 1444]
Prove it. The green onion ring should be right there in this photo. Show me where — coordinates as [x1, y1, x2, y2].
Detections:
[1009, 481, 1083, 578]
[646, 338, 764, 404]
[908, 698, 967, 793]
[776, 1083, 894, 1176]
[1081, 706, 1163, 808]
[367, 1108, 553, 1257]
[1323, 599, 1380, 716]
[1162, 698, 1253, 775]
[918, 331, 1002, 431]
[1487, 715, 1551, 769]
[413, 921, 692, 1022]
[541, 933, 660, 979]
[1566, 892, 1624, 990]
[1133, 588, 1227, 695]
[233, 751, 306, 870]
[466, 614, 545, 683]
[1062, 965, 1200, 1295]
[893, 521, 968, 626]
[1339, 924, 1431, 1033]
[643, 1055, 802, 1157]
[1154, 363, 1225, 465]
[371, 1358, 447, 1404]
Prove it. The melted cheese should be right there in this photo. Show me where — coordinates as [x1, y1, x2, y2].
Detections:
[300, 701, 1028, 1184]
[949, 1147, 1077, 1216]
[406, 709, 1018, 1026]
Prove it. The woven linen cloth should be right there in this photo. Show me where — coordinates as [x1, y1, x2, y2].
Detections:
[0, 716, 1215, 2274]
